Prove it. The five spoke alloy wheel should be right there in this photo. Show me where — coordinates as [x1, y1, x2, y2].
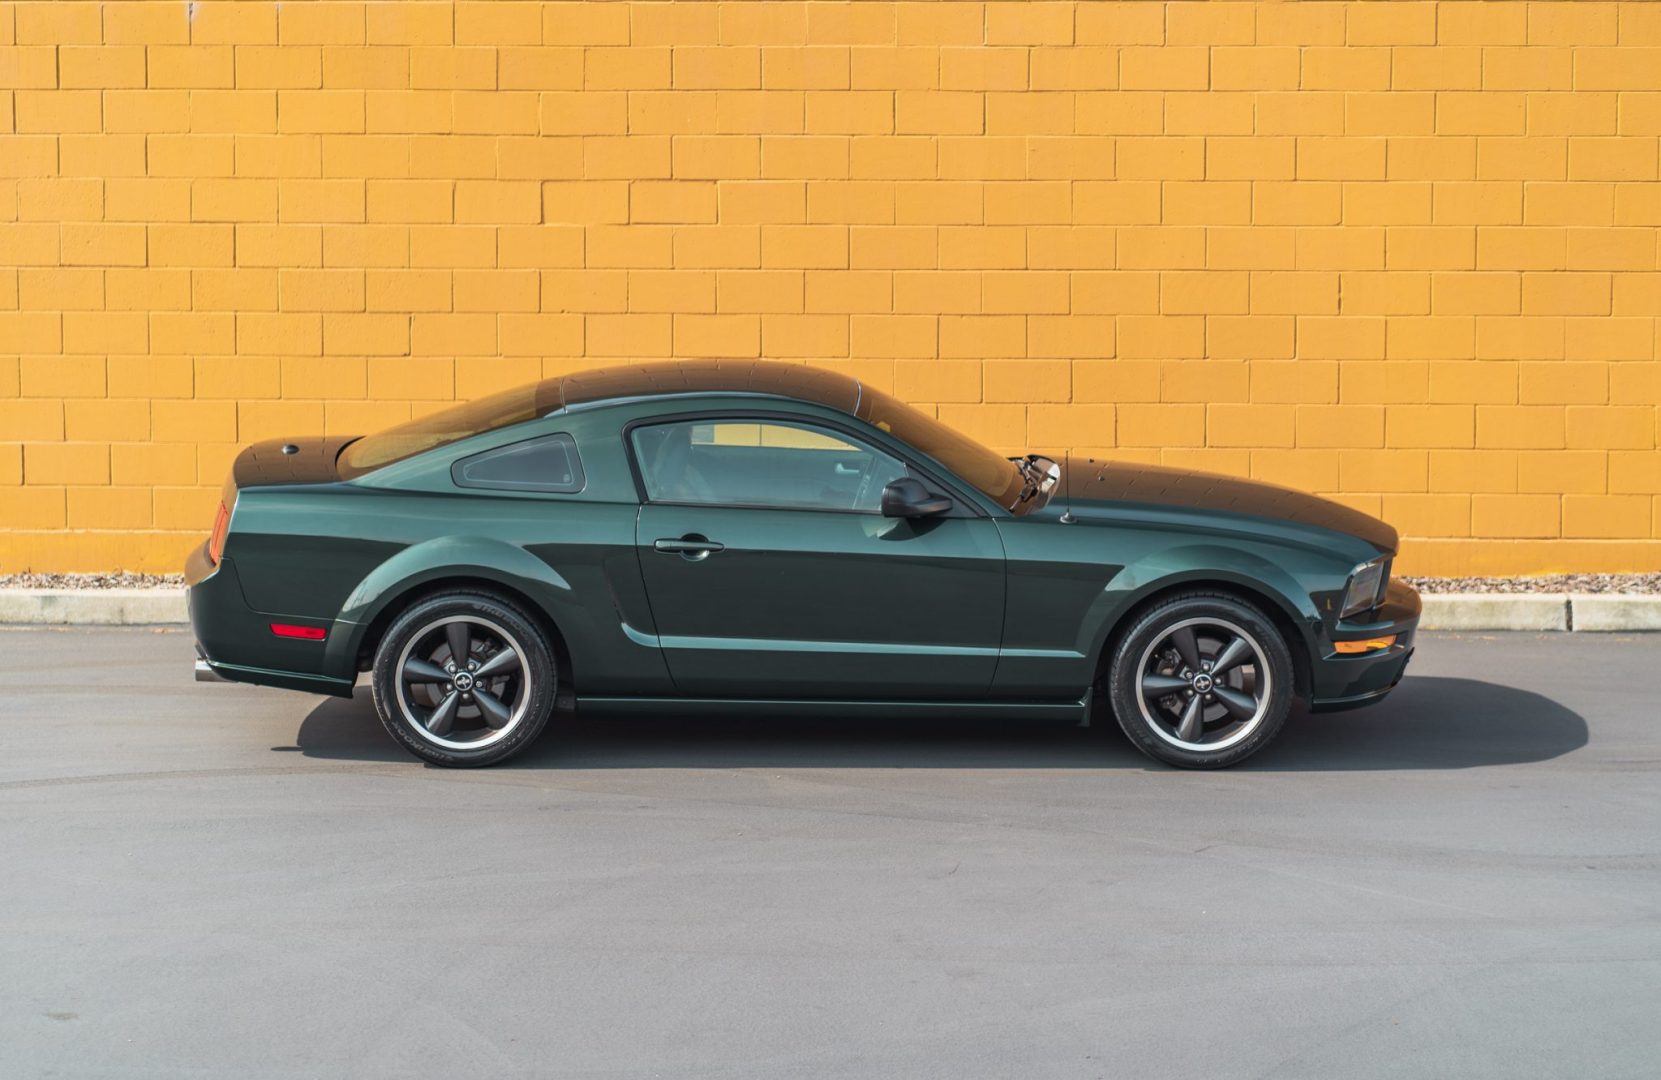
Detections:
[372, 592, 558, 767]
[1136, 617, 1270, 752]
[1108, 592, 1295, 769]
[395, 615, 530, 751]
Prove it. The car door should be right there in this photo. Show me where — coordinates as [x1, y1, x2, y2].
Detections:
[630, 414, 1006, 699]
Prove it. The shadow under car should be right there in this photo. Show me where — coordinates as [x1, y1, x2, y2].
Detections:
[289, 675, 1587, 773]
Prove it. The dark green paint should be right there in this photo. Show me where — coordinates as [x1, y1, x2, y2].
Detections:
[635, 503, 1005, 697]
[187, 365, 1420, 717]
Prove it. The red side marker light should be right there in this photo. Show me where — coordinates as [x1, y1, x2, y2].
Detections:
[270, 623, 327, 641]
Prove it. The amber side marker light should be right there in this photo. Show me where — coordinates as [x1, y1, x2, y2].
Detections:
[270, 623, 327, 641]
[1334, 635, 1397, 655]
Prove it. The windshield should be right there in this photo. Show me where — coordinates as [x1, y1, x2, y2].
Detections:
[337, 382, 555, 478]
[858, 386, 1023, 507]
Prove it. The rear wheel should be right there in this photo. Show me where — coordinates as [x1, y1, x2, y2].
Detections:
[371, 592, 556, 767]
[1107, 592, 1294, 769]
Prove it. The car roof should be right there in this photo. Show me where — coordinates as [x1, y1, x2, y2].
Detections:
[552, 360, 862, 415]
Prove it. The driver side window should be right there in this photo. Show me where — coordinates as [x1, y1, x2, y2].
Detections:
[632, 419, 908, 513]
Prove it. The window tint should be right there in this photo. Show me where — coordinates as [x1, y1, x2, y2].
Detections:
[452, 433, 584, 493]
[632, 419, 908, 512]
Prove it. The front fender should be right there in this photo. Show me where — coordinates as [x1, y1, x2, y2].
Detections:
[325, 535, 574, 677]
[1080, 542, 1330, 673]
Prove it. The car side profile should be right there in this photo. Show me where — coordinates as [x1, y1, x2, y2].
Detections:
[187, 361, 1420, 769]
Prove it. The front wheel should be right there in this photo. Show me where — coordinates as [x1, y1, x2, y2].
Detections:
[1107, 593, 1295, 769]
[371, 592, 557, 767]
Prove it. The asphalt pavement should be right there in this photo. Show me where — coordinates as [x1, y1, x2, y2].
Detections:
[1, 627, 1656, 1079]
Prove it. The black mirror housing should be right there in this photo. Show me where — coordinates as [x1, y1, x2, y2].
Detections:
[880, 477, 953, 518]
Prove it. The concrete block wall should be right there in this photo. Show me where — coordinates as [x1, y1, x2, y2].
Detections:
[0, 1, 1658, 573]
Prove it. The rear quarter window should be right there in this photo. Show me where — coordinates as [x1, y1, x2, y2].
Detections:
[451, 433, 585, 494]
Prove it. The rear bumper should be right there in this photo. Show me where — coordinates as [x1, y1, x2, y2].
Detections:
[188, 547, 356, 697]
[190, 653, 354, 695]
[1307, 579, 1420, 712]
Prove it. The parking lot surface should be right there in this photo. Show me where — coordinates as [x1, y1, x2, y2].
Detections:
[1, 627, 1657, 1079]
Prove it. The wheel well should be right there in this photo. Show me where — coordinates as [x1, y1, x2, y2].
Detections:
[1094, 580, 1313, 702]
[355, 576, 576, 705]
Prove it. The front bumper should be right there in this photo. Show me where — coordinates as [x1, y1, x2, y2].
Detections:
[1307, 579, 1420, 712]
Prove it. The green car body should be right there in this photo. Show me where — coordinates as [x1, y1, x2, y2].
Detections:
[187, 361, 1419, 763]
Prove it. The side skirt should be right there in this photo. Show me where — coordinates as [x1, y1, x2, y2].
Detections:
[576, 695, 1089, 722]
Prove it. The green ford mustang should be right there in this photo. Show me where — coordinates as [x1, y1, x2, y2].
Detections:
[187, 361, 1420, 769]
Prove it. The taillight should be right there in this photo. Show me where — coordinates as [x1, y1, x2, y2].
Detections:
[207, 501, 230, 565]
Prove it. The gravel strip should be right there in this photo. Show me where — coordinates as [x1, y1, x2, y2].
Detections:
[0, 572, 186, 590]
[1402, 574, 1661, 595]
[3, 571, 1657, 595]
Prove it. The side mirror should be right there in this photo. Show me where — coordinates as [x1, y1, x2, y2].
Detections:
[880, 477, 953, 519]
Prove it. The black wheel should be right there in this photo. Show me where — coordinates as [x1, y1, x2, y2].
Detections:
[370, 592, 557, 767]
[1107, 592, 1295, 769]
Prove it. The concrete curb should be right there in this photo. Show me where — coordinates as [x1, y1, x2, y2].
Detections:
[1, 588, 1658, 632]
[1418, 593, 1570, 632]
[1569, 593, 1661, 632]
[0, 588, 189, 626]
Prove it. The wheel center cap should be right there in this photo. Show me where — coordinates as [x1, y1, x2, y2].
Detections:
[452, 671, 475, 692]
[1191, 673, 1214, 693]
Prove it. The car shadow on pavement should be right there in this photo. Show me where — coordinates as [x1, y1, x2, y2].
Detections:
[293, 675, 1586, 772]
[1264, 674, 1587, 771]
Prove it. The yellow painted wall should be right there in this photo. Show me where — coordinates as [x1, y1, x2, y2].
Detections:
[2, 1, 1659, 574]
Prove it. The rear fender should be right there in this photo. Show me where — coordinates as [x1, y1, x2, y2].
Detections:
[326, 536, 574, 676]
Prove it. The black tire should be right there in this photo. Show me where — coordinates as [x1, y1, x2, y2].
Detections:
[370, 591, 557, 767]
[1107, 592, 1295, 769]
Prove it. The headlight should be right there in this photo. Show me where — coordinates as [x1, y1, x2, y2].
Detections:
[1340, 558, 1389, 619]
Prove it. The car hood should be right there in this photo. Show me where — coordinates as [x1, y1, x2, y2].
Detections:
[1060, 456, 1397, 554]
[232, 435, 359, 489]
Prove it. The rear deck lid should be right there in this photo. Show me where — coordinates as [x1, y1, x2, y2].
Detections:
[232, 436, 358, 489]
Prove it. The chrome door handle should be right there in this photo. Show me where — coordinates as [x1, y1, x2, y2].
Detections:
[653, 535, 724, 560]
